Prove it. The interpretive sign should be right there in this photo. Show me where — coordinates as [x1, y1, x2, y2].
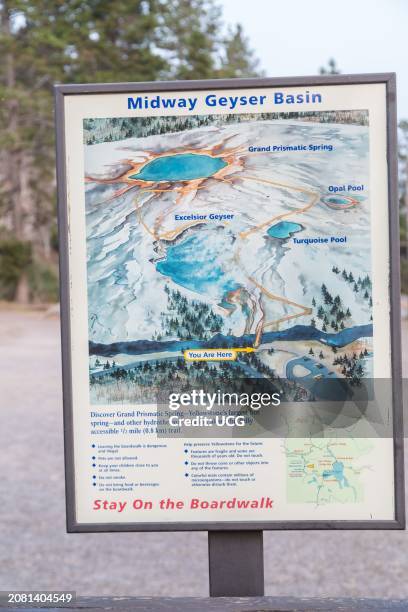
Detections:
[55, 74, 404, 532]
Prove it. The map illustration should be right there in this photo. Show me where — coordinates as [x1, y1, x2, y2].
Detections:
[285, 437, 373, 505]
[84, 109, 373, 409]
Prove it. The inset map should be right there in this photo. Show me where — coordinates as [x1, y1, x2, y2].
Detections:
[285, 437, 373, 505]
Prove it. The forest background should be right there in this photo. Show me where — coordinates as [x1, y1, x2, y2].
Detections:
[0, 0, 406, 303]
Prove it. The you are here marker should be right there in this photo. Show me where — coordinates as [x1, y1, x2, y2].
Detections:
[183, 347, 254, 362]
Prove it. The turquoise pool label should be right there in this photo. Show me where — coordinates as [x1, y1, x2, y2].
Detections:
[293, 236, 347, 245]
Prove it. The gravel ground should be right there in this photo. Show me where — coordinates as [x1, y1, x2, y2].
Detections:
[0, 308, 407, 598]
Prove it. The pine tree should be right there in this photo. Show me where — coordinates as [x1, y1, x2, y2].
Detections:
[0, 0, 165, 301]
[219, 24, 261, 78]
[161, 0, 220, 80]
[320, 58, 341, 75]
[0, 0, 261, 302]
[162, 0, 261, 81]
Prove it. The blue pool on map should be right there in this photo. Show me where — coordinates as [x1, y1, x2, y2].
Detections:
[322, 461, 349, 488]
[267, 221, 302, 239]
[130, 153, 227, 182]
[156, 228, 238, 298]
[324, 196, 350, 206]
[321, 194, 363, 208]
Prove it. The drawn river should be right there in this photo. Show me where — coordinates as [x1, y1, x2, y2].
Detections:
[89, 323, 373, 357]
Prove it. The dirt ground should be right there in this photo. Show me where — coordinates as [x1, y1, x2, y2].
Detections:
[0, 307, 407, 597]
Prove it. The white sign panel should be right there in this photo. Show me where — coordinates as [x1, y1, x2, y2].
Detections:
[55, 75, 404, 531]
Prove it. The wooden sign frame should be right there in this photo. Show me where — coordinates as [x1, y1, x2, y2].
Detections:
[55, 73, 404, 533]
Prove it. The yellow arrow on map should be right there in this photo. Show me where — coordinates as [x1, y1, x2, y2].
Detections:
[184, 347, 255, 362]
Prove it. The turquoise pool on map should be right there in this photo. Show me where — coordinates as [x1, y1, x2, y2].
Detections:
[130, 153, 227, 182]
[267, 221, 302, 239]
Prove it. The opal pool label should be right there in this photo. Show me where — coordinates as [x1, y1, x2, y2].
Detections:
[328, 184, 365, 193]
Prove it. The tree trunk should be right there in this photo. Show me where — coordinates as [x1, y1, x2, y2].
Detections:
[14, 273, 30, 304]
[2, 3, 34, 304]
[405, 156, 408, 259]
[4, 4, 22, 236]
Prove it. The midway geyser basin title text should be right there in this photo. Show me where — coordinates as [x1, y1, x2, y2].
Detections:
[127, 90, 323, 112]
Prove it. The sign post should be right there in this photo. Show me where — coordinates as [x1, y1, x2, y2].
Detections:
[55, 74, 404, 595]
[208, 531, 264, 596]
